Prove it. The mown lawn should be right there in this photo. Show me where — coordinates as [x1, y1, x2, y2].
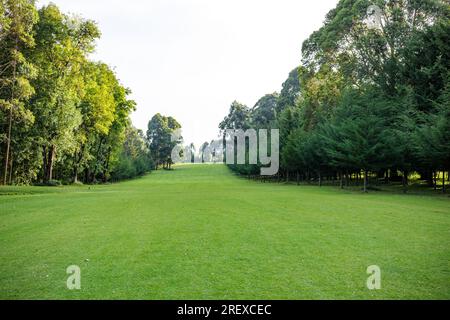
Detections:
[0, 164, 449, 299]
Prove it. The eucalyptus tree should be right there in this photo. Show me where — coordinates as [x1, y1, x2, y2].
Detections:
[219, 101, 251, 131]
[146, 114, 181, 169]
[72, 62, 119, 182]
[277, 67, 301, 112]
[251, 93, 278, 128]
[200, 142, 210, 163]
[0, 0, 38, 184]
[302, 0, 448, 92]
[98, 85, 136, 182]
[0, 1, 150, 185]
[29, 4, 100, 182]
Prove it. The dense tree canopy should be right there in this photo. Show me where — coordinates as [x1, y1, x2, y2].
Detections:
[146, 113, 181, 170]
[219, 0, 450, 193]
[2, 0, 449, 192]
[0, 1, 157, 185]
[0, 0, 38, 184]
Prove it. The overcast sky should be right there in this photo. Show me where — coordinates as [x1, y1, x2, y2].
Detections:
[38, 0, 338, 147]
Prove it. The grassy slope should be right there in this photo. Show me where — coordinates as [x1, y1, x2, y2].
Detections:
[0, 164, 449, 299]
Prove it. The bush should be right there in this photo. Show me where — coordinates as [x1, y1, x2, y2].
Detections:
[47, 180, 62, 186]
[34, 180, 62, 187]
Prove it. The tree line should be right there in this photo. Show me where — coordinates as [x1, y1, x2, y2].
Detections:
[219, 0, 450, 193]
[0, 1, 160, 185]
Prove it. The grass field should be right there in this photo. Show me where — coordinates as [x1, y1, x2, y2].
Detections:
[0, 164, 449, 299]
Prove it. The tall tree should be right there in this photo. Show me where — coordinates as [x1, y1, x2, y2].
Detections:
[320, 88, 397, 192]
[146, 113, 181, 169]
[98, 85, 136, 182]
[0, 0, 38, 184]
[277, 67, 301, 112]
[219, 101, 251, 131]
[302, 0, 449, 94]
[72, 62, 119, 182]
[251, 93, 278, 128]
[414, 84, 450, 192]
[29, 4, 100, 182]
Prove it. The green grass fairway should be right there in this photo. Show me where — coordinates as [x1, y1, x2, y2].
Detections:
[1, 164, 449, 299]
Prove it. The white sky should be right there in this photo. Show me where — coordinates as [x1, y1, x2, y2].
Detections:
[37, 0, 338, 147]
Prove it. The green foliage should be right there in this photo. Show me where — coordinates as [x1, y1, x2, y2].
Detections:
[29, 4, 94, 182]
[414, 84, 450, 170]
[111, 126, 153, 180]
[146, 113, 181, 169]
[277, 67, 301, 112]
[220, 0, 450, 193]
[0, 1, 151, 185]
[219, 101, 251, 131]
[319, 88, 398, 189]
[251, 93, 278, 127]
[0, 0, 39, 184]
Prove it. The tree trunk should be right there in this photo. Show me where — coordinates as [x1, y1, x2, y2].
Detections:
[73, 150, 82, 183]
[433, 171, 437, 191]
[73, 164, 78, 183]
[3, 106, 13, 185]
[103, 147, 112, 182]
[93, 138, 105, 178]
[426, 170, 434, 187]
[340, 171, 344, 189]
[45, 145, 56, 182]
[443, 171, 446, 194]
[296, 171, 300, 186]
[286, 171, 289, 182]
[42, 147, 47, 183]
[402, 170, 408, 193]
[8, 151, 13, 185]
[318, 170, 322, 187]
[363, 170, 368, 193]
[3, 40, 18, 186]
